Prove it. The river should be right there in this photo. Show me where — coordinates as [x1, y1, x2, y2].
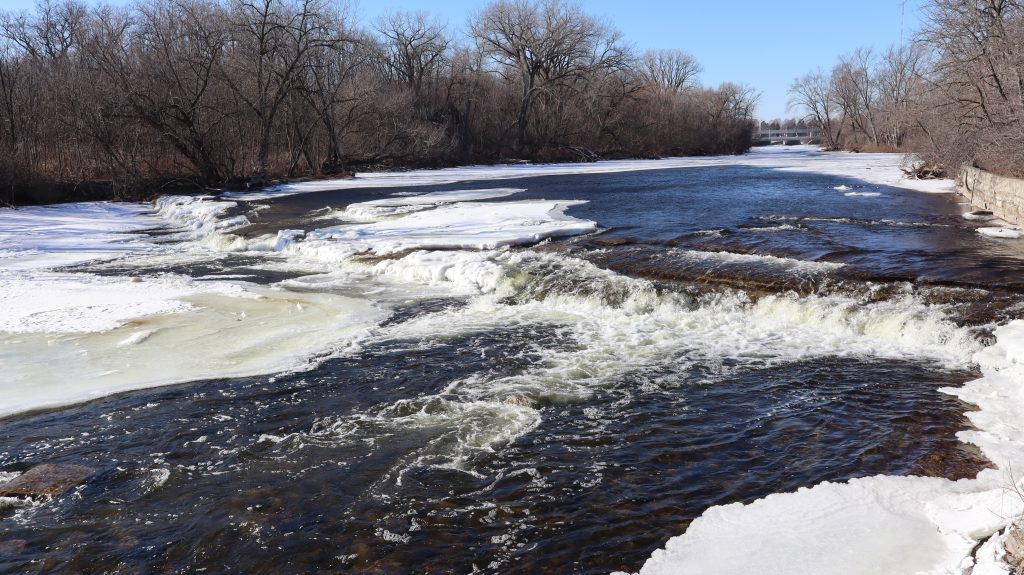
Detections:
[2, 146, 1023, 574]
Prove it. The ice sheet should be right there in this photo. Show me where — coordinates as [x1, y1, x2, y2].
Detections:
[0, 201, 162, 271]
[335, 188, 525, 221]
[0, 287, 385, 417]
[292, 200, 597, 258]
[226, 146, 954, 201]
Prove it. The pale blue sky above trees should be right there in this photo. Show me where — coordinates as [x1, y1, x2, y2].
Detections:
[4, 0, 924, 120]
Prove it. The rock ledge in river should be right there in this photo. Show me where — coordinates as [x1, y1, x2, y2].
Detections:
[0, 464, 94, 499]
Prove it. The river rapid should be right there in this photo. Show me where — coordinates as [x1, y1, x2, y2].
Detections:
[2, 146, 1024, 574]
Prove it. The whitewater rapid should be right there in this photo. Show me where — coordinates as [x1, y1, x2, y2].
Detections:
[1, 146, 1021, 573]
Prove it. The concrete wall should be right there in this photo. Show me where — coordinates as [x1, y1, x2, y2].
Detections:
[958, 165, 1024, 225]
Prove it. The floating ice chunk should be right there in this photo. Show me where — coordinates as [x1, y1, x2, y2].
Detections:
[963, 210, 997, 221]
[844, 191, 882, 197]
[833, 184, 852, 190]
[287, 200, 596, 260]
[117, 329, 157, 347]
[336, 188, 525, 222]
[978, 226, 1024, 239]
[154, 196, 249, 239]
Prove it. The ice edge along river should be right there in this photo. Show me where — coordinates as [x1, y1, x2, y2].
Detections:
[2, 146, 1022, 574]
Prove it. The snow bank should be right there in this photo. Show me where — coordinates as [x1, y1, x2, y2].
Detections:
[0, 273, 211, 333]
[625, 320, 1024, 575]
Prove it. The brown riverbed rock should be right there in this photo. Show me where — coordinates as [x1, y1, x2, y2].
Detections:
[0, 464, 94, 499]
[1005, 523, 1024, 572]
[0, 540, 26, 554]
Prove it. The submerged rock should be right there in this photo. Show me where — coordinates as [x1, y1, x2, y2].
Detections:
[0, 540, 26, 554]
[0, 464, 94, 499]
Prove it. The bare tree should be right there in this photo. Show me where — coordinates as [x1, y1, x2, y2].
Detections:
[919, 0, 1024, 172]
[223, 0, 341, 177]
[468, 0, 626, 152]
[875, 44, 925, 148]
[88, 0, 234, 183]
[0, 0, 762, 203]
[375, 11, 449, 101]
[637, 48, 701, 93]
[832, 48, 880, 146]
[788, 70, 843, 149]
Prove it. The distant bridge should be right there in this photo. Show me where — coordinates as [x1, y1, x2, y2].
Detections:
[752, 128, 822, 146]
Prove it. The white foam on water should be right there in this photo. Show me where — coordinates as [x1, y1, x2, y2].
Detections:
[296, 250, 980, 479]
[844, 191, 882, 197]
[669, 248, 845, 273]
[739, 224, 806, 232]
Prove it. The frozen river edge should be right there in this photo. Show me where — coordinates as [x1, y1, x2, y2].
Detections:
[5, 146, 1023, 574]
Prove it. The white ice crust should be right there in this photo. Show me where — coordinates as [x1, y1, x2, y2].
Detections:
[978, 226, 1024, 239]
[227, 146, 954, 200]
[335, 188, 525, 221]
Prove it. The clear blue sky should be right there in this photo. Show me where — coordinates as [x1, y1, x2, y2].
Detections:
[355, 0, 928, 120]
[4, 0, 926, 120]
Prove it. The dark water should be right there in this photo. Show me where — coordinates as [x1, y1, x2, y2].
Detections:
[3, 160, 1022, 574]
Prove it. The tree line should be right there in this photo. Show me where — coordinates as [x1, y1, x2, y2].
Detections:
[788, 0, 1024, 177]
[0, 0, 758, 205]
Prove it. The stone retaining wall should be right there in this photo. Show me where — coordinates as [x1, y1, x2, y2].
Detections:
[959, 165, 1024, 225]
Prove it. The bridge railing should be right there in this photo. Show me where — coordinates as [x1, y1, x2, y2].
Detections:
[753, 129, 822, 138]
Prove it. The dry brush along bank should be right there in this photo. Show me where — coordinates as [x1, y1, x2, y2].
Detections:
[0, 0, 757, 206]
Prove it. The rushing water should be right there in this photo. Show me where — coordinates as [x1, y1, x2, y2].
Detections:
[1, 150, 1021, 574]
